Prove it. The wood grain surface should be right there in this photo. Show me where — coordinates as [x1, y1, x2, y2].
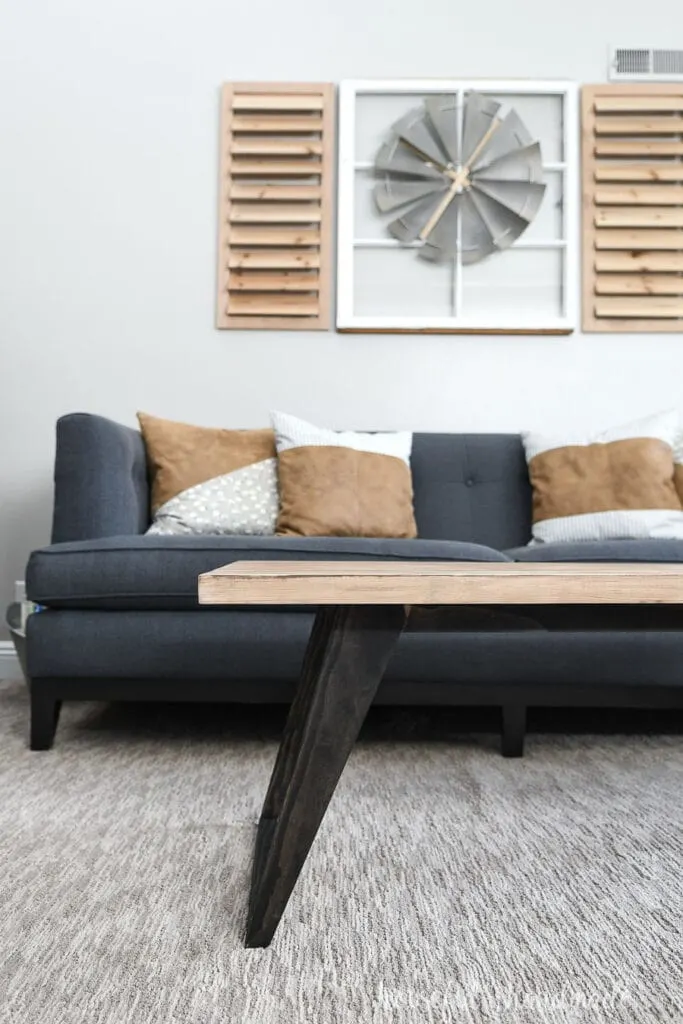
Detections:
[198, 560, 683, 607]
[216, 82, 335, 331]
[582, 83, 683, 332]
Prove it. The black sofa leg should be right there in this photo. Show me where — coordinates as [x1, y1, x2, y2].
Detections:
[29, 682, 62, 751]
[501, 704, 526, 758]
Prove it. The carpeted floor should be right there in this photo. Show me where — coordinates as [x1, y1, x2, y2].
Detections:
[1, 678, 682, 1024]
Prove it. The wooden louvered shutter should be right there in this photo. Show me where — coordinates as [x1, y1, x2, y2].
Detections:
[216, 82, 335, 330]
[582, 84, 683, 332]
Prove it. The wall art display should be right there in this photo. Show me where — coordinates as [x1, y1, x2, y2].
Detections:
[582, 83, 683, 332]
[216, 82, 335, 330]
[337, 80, 577, 333]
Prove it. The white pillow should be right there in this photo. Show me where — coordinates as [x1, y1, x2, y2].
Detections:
[271, 410, 412, 464]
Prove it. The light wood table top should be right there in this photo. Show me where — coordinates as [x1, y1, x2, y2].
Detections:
[198, 560, 683, 606]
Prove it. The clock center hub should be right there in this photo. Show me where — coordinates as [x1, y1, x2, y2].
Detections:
[447, 165, 470, 192]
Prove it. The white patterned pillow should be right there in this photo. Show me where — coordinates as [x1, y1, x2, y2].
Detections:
[147, 458, 279, 536]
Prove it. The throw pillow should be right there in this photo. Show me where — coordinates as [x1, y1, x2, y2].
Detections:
[271, 411, 417, 538]
[522, 410, 683, 544]
[138, 412, 278, 536]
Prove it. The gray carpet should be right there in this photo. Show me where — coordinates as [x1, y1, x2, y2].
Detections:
[1, 678, 682, 1024]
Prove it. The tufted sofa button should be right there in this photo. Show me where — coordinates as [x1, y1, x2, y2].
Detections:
[465, 478, 475, 487]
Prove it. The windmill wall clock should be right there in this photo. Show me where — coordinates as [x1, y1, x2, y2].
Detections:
[336, 80, 578, 334]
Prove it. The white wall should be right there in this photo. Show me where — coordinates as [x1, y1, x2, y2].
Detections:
[0, 0, 681, 632]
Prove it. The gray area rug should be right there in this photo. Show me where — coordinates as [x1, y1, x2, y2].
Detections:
[1, 679, 682, 1024]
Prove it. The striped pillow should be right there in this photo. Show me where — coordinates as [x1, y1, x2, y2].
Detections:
[522, 411, 683, 544]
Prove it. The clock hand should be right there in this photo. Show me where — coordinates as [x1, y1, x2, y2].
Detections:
[418, 178, 462, 241]
[462, 117, 501, 174]
[419, 117, 502, 242]
[400, 139, 450, 175]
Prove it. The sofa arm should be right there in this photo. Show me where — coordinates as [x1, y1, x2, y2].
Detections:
[51, 413, 150, 542]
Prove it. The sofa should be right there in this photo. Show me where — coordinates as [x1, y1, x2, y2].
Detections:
[24, 413, 683, 753]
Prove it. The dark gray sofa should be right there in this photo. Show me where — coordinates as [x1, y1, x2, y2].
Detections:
[24, 413, 683, 752]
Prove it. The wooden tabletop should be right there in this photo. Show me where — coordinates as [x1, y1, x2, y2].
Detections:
[198, 560, 683, 606]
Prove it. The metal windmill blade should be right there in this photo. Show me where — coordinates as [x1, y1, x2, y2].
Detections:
[420, 199, 460, 262]
[468, 188, 529, 252]
[474, 142, 544, 183]
[459, 193, 498, 264]
[391, 106, 451, 169]
[472, 179, 546, 225]
[387, 191, 453, 243]
[462, 93, 502, 165]
[375, 141, 446, 180]
[375, 177, 448, 214]
[424, 95, 460, 165]
[467, 109, 535, 172]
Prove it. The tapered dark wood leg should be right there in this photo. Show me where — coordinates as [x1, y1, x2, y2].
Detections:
[501, 703, 526, 758]
[245, 603, 407, 948]
[29, 681, 62, 751]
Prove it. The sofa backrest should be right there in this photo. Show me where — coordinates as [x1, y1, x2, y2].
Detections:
[410, 433, 532, 551]
[51, 415, 533, 551]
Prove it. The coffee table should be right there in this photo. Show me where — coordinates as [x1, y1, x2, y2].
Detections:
[198, 559, 683, 947]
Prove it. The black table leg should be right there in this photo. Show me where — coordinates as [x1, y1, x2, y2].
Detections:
[245, 603, 407, 948]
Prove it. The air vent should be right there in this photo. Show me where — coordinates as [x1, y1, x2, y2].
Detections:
[216, 83, 335, 330]
[610, 47, 683, 80]
[582, 84, 683, 332]
[653, 50, 683, 76]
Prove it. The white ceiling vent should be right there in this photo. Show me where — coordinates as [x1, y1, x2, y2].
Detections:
[610, 47, 683, 81]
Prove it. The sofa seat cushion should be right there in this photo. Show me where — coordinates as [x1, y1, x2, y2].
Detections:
[506, 539, 683, 562]
[27, 534, 510, 610]
[27, 608, 683, 684]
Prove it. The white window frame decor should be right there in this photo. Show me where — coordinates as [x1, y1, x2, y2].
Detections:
[336, 79, 578, 334]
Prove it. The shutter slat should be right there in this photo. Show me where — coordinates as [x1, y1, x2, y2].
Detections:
[229, 184, 322, 201]
[228, 271, 319, 291]
[595, 251, 683, 272]
[231, 139, 324, 156]
[595, 140, 683, 157]
[595, 297, 683, 318]
[230, 203, 322, 223]
[595, 228, 683, 249]
[230, 226, 320, 245]
[594, 164, 683, 183]
[595, 207, 683, 227]
[595, 115, 683, 134]
[230, 158, 323, 175]
[594, 96, 683, 112]
[217, 83, 334, 329]
[232, 115, 324, 132]
[595, 274, 683, 295]
[231, 94, 325, 111]
[594, 184, 683, 204]
[228, 249, 321, 269]
[228, 293, 320, 315]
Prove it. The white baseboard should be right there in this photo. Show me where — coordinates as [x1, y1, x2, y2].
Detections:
[0, 641, 21, 680]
